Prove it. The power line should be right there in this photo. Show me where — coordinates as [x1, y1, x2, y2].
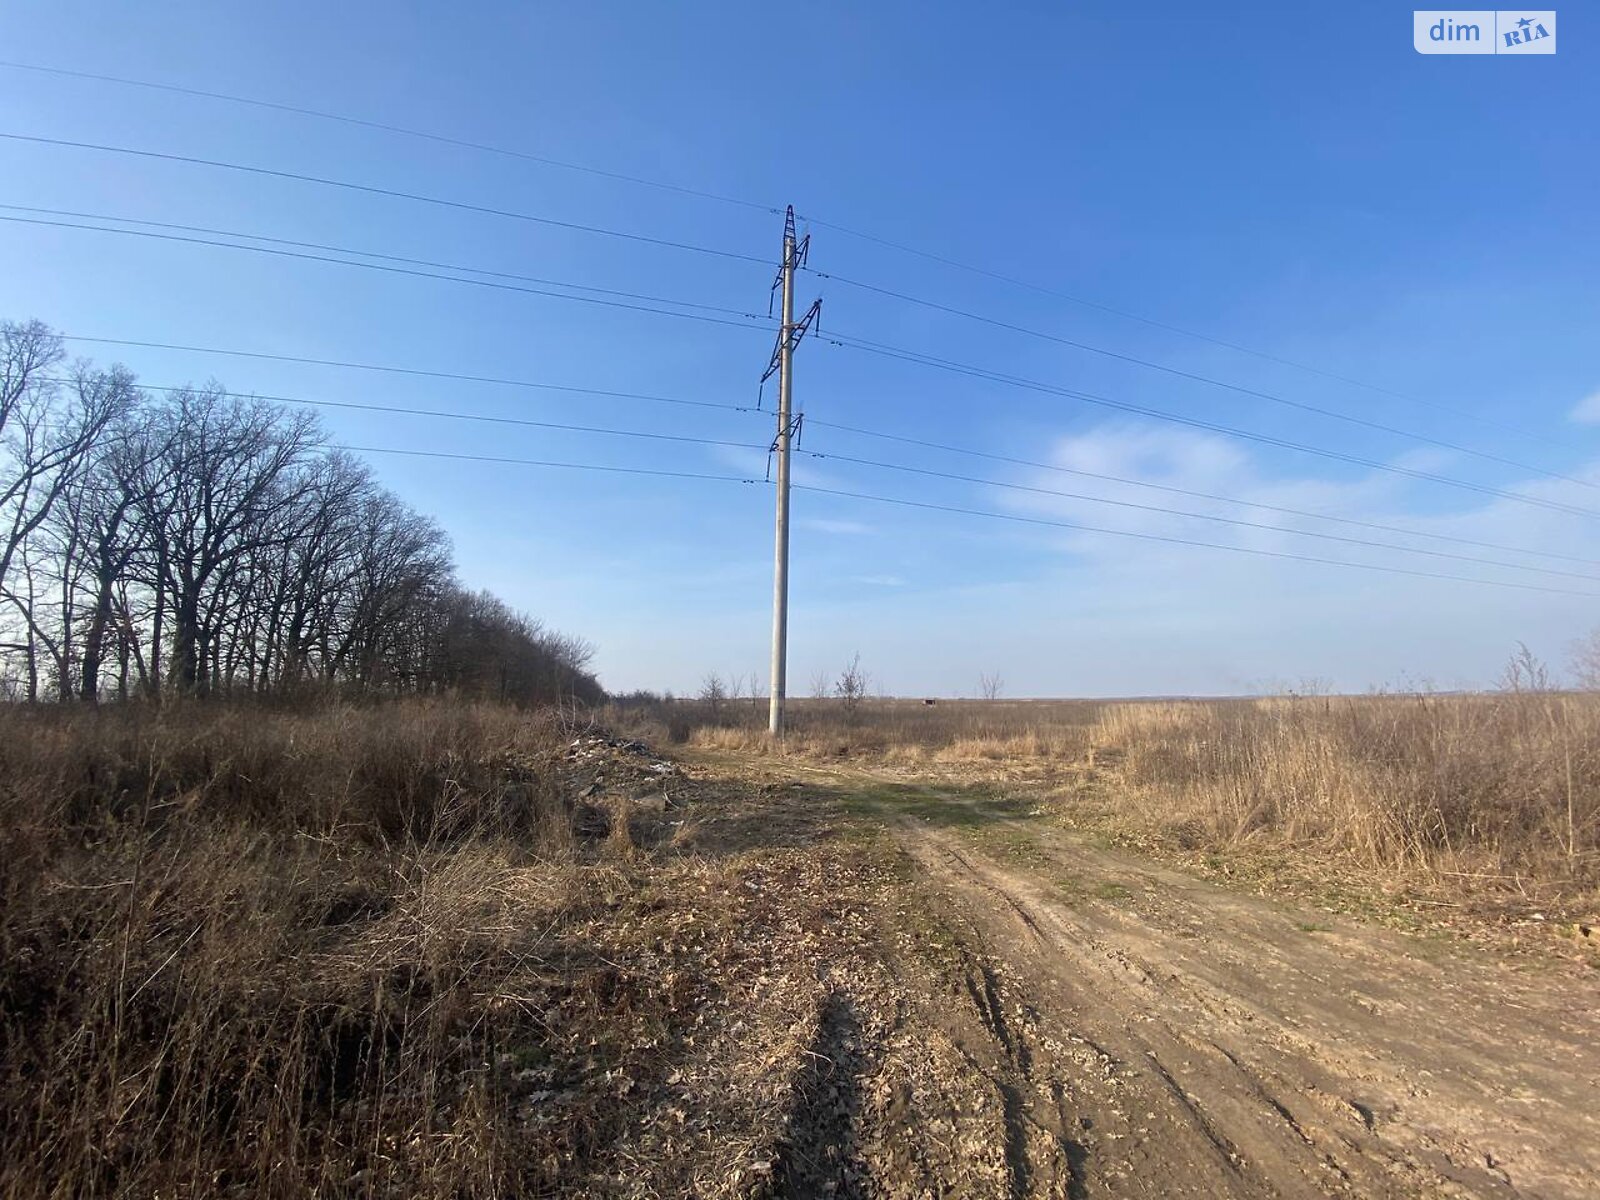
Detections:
[40, 377, 766, 452]
[796, 447, 1600, 583]
[39, 183, 1536, 490]
[0, 131, 771, 265]
[43, 368, 1592, 581]
[0, 59, 781, 215]
[823, 330, 1600, 521]
[2, 60, 1561, 450]
[791, 484, 1600, 599]
[52, 330, 1596, 563]
[806, 416, 1600, 568]
[0, 203, 767, 319]
[341, 444, 763, 484]
[56, 334, 762, 414]
[811, 267, 1590, 489]
[0, 213, 771, 332]
[312, 435, 1600, 598]
[799, 217, 1569, 452]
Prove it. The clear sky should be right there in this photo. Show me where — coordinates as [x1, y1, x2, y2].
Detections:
[2, 2, 1595, 696]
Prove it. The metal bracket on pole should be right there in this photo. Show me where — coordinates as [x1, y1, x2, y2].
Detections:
[764, 412, 804, 481]
[761, 298, 822, 385]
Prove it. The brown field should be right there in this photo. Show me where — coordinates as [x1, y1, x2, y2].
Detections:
[3, 692, 1598, 1198]
[616, 691, 1600, 902]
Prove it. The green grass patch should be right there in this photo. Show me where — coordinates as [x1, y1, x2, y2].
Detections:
[837, 781, 1038, 828]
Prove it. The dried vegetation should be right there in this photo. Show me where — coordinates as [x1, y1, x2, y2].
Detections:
[0, 699, 910, 1198]
[616, 689, 1600, 902]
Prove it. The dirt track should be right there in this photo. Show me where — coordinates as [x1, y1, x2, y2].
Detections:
[730, 761, 1600, 1200]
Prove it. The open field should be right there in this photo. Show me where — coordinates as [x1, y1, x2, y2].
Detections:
[2, 694, 1597, 1197]
[618, 692, 1600, 907]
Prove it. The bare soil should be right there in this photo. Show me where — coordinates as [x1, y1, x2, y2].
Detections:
[676, 750, 1600, 1200]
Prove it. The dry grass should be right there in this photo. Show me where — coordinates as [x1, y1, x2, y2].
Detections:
[1092, 693, 1600, 888]
[617, 691, 1600, 895]
[0, 698, 860, 1198]
[0, 699, 580, 1197]
[0, 696, 928, 1198]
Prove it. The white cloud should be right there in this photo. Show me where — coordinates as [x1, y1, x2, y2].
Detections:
[1569, 389, 1600, 424]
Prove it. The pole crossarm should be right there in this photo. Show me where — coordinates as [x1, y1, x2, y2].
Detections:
[761, 297, 822, 385]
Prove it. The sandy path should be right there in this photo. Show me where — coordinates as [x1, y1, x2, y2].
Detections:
[776, 763, 1600, 1199]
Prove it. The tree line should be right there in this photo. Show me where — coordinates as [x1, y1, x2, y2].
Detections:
[0, 319, 601, 705]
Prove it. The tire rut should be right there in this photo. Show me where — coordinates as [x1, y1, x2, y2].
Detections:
[887, 804, 1600, 1199]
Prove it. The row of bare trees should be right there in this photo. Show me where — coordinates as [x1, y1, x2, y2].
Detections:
[0, 319, 600, 705]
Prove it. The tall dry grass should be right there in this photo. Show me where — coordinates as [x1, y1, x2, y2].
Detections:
[610, 695, 1108, 760]
[630, 690, 1600, 891]
[1095, 693, 1600, 886]
[0, 698, 598, 1198]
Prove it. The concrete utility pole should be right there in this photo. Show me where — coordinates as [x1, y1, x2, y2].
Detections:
[768, 212, 798, 736]
[762, 207, 819, 738]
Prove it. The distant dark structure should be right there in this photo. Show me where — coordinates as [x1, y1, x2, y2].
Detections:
[922, 698, 938, 706]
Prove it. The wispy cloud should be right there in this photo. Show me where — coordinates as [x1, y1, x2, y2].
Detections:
[852, 573, 907, 587]
[1569, 389, 1600, 424]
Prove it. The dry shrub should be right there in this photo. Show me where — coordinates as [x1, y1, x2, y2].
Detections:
[0, 698, 593, 1198]
[639, 698, 1105, 763]
[937, 728, 1091, 762]
[1092, 694, 1600, 886]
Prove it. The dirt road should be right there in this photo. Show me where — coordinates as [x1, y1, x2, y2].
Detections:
[721, 759, 1600, 1200]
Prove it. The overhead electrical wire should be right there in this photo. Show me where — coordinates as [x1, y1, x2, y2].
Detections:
[298, 437, 1600, 599]
[40, 378, 768, 452]
[0, 59, 1558, 449]
[57, 334, 760, 414]
[810, 267, 1592, 488]
[0, 131, 771, 264]
[41, 369, 1595, 585]
[806, 416, 1600, 568]
[794, 447, 1600, 583]
[823, 330, 1600, 521]
[791, 485, 1600, 599]
[0, 60, 782, 215]
[6, 195, 1564, 496]
[341, 445, 764, 483]
[18, 203, 1582, 521]
[49, 332, 1597, 569]
[0, 203, 766, 318]
[796, 219, 1568, 450]
[0, 213, 771, 332]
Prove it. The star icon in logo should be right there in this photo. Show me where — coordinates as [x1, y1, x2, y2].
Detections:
[1517, 15, 1533, 29]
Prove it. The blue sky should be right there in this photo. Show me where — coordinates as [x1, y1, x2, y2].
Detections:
[2, 2, 1595, 696]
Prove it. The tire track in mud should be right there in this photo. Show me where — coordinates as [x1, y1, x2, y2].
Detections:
[885, 803, 1600, 1199]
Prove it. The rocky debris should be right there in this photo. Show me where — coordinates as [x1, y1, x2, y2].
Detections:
[566, 733, 677, 774]
[565, 734, 679, 799]
[557, 732, 687, 848]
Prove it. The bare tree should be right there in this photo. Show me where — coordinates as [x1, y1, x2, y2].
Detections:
[1571, 630, 1600, 690]
[0, 319, 608, 707]
[809, 668, 830, 700]
[1, 327, 129, 599]
[131, 387, 321, 692]
[699, 671, 728, 721]
[979, 671, 1004, 701]
[835, 652, 869, 723]
[1500, 642, 1553, 693]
